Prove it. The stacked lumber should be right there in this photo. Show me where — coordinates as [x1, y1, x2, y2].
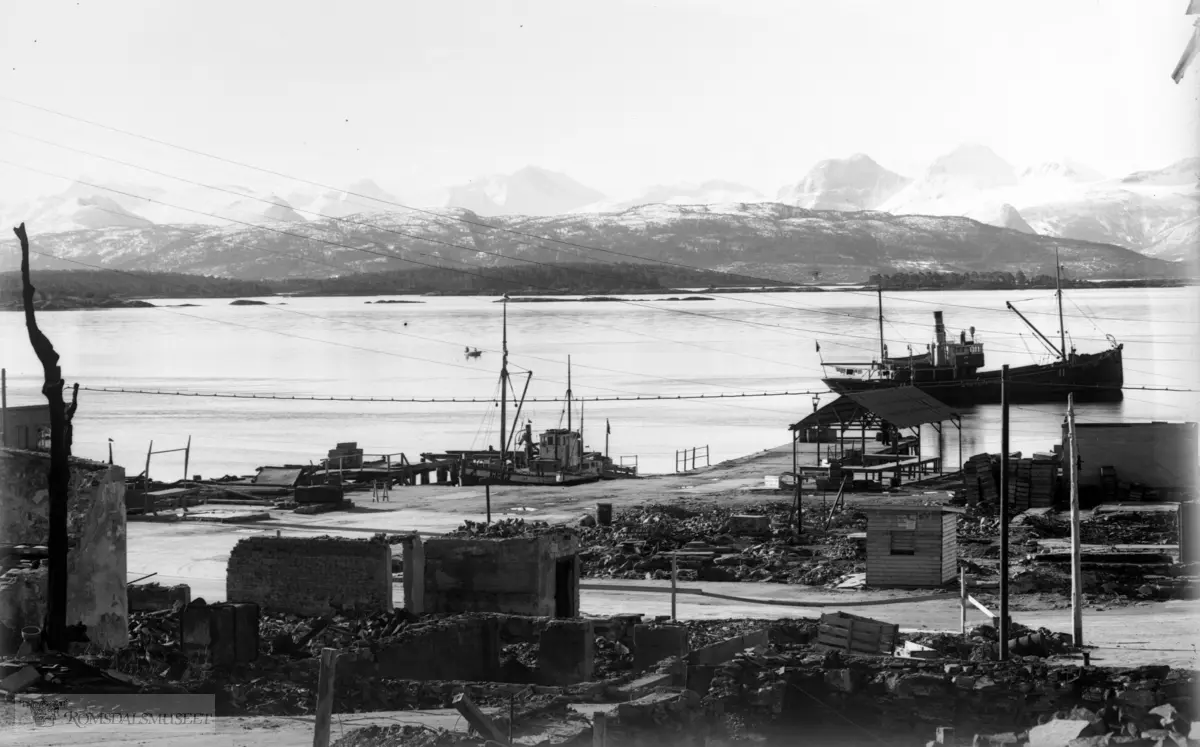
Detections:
[815, 611, 899, 656]
[962, 454, 997, 505]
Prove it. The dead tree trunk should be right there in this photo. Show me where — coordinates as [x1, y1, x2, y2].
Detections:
[14, 223, 78, 652]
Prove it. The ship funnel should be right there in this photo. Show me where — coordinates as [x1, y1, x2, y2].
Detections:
[933, 311, 946, 346]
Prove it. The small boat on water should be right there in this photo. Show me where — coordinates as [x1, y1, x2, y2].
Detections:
[464, 347, 482, 359]
[456, 296, 635, 486]
[820, 257, 1124, 406]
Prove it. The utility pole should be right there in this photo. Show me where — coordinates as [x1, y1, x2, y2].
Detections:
[499, 296, 508, 475]
[1067, 393, 1083, 646]
[1, 367, 7, 448]
[999, 365, 1010, 660]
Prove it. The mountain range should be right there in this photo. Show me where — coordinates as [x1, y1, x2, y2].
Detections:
[0, 202, 1175, 283]
[0, 144, 1194, 280]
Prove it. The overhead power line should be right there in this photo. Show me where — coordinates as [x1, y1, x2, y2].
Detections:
[77, 385, 831, 402]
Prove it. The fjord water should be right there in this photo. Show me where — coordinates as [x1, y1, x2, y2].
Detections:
[1, 287, 1196, 478]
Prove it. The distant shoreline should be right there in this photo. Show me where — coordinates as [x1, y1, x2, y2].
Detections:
[0, 275, 1192, 312]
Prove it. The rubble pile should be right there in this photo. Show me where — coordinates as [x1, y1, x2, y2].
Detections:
[903, 622, 1074, 662]
[571, 503, 865, 587]
[684, 619, 816, 650]
[1082, 511, 1178, 546]
[449, 518, 556, 538]
[332, 725, 481, 747]
[118, 607, 545, 716]
[699, 645, 1197, 746]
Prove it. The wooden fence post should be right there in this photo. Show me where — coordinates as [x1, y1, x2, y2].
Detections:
[670, 553, 678, 621]
[960, 574, 969, 638]
[313, 648, 338, 747]
[593, 712, 608, 746]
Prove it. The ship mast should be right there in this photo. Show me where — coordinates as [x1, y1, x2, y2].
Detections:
[1055, 248, 1067, 359]
[877, 285, 885, 365]
[566, 355, 573, 433]
[499, 295, 509, 466]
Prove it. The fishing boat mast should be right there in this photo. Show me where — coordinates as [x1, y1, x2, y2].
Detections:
[877, 286, 885, 365]
[1055, 248, 1068, 358]
[566, 355, 573, 433]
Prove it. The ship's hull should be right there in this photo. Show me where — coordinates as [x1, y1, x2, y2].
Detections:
[822, 347, 1124, 406]
[460, 464, 602, 487]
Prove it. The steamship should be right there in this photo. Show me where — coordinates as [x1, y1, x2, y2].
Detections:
[819, 273, 1124, 406]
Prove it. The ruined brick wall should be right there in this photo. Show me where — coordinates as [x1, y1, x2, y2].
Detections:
[0, 448, 128, 649]
[226, 536, 392, 616]
[422, 532, 578, 616]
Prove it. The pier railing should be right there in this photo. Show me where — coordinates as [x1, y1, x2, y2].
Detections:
[675, 445, 710, 473]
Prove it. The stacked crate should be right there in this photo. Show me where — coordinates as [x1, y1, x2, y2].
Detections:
[1004, 457, 1060, 510]
[1029, 459, 1059, 508]
[962, 453, 998, 505]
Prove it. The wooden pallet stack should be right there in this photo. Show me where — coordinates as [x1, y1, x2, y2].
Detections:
[962, 453, 998, 505]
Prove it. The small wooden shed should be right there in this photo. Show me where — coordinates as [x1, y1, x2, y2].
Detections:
[863, 504, 959, 588]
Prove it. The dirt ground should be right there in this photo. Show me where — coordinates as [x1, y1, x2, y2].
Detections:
[0, 707, 481, 747]
[124, 442, 949, 600]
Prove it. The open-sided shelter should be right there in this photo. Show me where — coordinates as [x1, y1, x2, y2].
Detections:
[788, 388, 962, 486]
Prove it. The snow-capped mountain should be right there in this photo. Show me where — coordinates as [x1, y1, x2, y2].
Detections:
[578, 180, 767, 213]
[966, 203, 1036, 235]
[1019, 158, 1105, 184]
[776, 154, 910, 211]
[445, 166, 605, 216]
[868, 146, 1199, 261]
[288, 179, 405, 219]
[881, 143, 1020, 216]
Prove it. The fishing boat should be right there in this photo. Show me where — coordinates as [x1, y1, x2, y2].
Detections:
[457, 296, 628, 486]
[820, 258, 1124, 406]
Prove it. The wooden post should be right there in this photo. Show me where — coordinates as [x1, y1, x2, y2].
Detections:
[452, 692, 507, 743]
[183, 435, 191, 481]
[145, 440, 153, 491]
[959, 568, 967, 635]
[485, 480, 491, 523]
[999, 364, 1010, 660]
[1067, 394, 1083, 647]
[313, 647, 338, 747]
[592, 712, 608, 747]
[14, 224, 79, 652]
[1, 367, 6, 447]
[670, 553, 678, 621]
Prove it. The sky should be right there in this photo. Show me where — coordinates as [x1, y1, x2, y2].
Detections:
[1, 0, 1198, 205]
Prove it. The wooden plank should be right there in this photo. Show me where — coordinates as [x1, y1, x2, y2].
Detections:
[817, 628, 889, 646]
[967, 595, 995, 618]
[453, 693, 507, 744]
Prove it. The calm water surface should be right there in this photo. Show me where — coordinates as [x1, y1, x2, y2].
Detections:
[1, 287, 1196, 477]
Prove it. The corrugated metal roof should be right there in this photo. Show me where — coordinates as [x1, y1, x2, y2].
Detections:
[844, 388, 958, 430]
[790, 388, 957, 431]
